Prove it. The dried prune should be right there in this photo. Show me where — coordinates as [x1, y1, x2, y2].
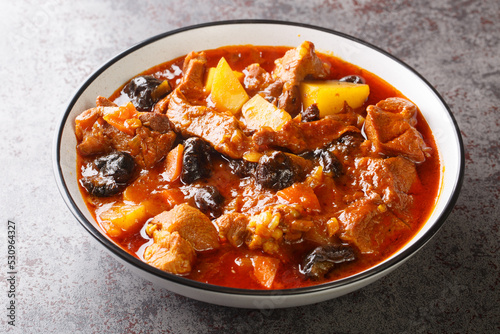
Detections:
[317, 149, 343, 178]
[81, 151, 136, 197]
[300, 245, 356, 279]
[181, 137, 212, 184]
[194, 185, 225, 218]
[123, 75, 171, 111]
[228, 159, 257, 178]
[329, 133, 365, 155]
[300, 103, 320, 122]
[254, 151, 295, 190]
[339, 75, 365, 84]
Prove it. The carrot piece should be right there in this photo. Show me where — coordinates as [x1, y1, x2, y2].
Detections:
[252, 256, 280, 289]
[277, 183, 321, 212]
[102, 102, 140, 136]
[162, 144, 184, 182]
[159, 188, 185, 207]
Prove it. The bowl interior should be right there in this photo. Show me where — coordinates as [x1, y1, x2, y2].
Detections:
[55, 21, 463, 295]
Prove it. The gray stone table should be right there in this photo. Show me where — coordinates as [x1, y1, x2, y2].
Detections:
[1, 0, 498, 333]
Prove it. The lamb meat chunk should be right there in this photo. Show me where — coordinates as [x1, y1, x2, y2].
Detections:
[365, 98, 431, 163]
[150, 204, 220, 251]
[96, 96, 117, 107]
[272, 41, 330, 115]
[177, 52, 207, 101]
[215, 213, 250, 248]
[355, 156, 417, 214]
[243, 63, 273, 95]
[75, 107, 112, 156]
[138, 112, 173, 133]
[167, 52, 251, 159]
[75, 106, 176, 168]
[338, 196, 409, 254]
[253, 105, 360, 153]
[133, 127, 176, 168]
[144, 230, 196, 275]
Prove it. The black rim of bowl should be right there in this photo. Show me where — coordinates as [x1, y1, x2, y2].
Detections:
[53, 19, 465, 297]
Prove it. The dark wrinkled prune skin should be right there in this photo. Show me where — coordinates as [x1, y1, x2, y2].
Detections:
[300, 103, 320, 122]
[123, 75, 162, 111]
[300, 245, 356, 279]
[181, 137, 212, 184]
[316, 149, 343, 178]
[339, 75, 365, 84]
[194, 185, 225, 218]
[255, 151, 295, 190]
[228, 159, 257, 178]
[330, 133, 365, 155]
[81, 151, 136, 197]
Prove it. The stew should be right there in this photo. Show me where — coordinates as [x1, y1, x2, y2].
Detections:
[75, 42, 441, 289]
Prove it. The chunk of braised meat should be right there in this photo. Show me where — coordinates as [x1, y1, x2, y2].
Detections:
[300, 245, 356, 279]
[365, 98, 431, 163]
[243, 63, 273, 96]
[149, 203, 220, 252]
[355, 156, 417, 212]
[138, 112, 173, 133]
[339, 75, 365, 84]
[254, 151, 308, 190]
[81, 151, 136, 197]
[300, 103, 320, 122]
[75, 107, 176, 168]
[242, 64, 283, 105]
[228, 159, 257, 178]
[96, 96, 117, 107]
[338, 195, 409, 254]
[193, 185, 225, 219]
[181, 137, 213, 184]
[273, 41, 330, 116]
[143, 230, 196, 275]
[123, 75, 171, 111]
[215, 213, 249, 248]
[253, 105, 360, 154]
[167, 52, 252, 158]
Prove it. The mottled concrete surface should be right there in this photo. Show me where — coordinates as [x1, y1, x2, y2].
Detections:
[1, 0, 499, 333]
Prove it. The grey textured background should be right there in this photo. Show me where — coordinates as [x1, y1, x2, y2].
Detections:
[1, 0, 499, 333]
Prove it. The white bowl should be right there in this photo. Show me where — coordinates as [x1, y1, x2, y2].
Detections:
[53, 20, 464, 308]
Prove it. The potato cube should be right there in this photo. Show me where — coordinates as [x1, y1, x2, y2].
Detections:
[99, 203, 148, 235]
[300, 80, 370, 117]
[242, 94, 291, 131]
[210, 58, 249, 114]
[205, 67, 244, 93]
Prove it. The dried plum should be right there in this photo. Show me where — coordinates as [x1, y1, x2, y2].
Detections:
[317, 149, 343, 178]
[254, 151, 295, 190]
[81, 151, 136, 197]
[300, 245, 356, 279]
[228, 159, 257, 178]
[194, 185, 224, 218]
[339, 75, 365, 84]
[123, 75, 171, 111]
[300, 103, 320, 122]
[181, 137, 212, 184]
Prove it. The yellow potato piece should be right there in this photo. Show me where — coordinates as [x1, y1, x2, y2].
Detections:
[242, 94, 292, 131]
[100, 203, 147, 233]
[300, 80, 370, 117]
[204, 67, 216, 92]
[205, 67, 244, 93]
[210, 58, 249, 114]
